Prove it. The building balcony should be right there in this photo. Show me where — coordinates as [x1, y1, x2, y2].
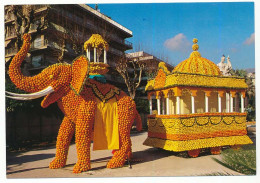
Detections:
[5, 34, 17, 41]
[124, 39, 133, 48]
[32, 5, 48, 11]
[109, 34, 132, 49]
[5, 16, 15, 23]
[30, 38, 48, 50]
[108, 47, 123, 56]
[50, 6, 132, 50]
[5, 47, 18, 58]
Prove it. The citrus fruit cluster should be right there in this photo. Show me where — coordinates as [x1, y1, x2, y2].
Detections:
[107, 96, 136, 168]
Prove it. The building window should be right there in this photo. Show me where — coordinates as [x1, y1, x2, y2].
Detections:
[33, 36, 42, 48]
[5, 9, 15, 21]
[32, 55, 43, 67]
[31, 19, 41, 30]
[6, 25, 16, 38]
[6, 46, 17, 56]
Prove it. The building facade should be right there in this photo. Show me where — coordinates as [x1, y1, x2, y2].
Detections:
[5, 4, 133, 75]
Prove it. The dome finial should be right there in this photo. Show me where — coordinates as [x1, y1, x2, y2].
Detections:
[192, 38, 199, 51]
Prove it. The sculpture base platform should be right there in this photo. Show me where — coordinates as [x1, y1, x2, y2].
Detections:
[143, 135, 253, 152]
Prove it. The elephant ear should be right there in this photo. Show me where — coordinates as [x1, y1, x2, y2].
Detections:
[70, 56, 89, 95]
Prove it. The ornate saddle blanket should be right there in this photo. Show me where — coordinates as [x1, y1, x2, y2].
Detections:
[84, 78, 124, 150]
[86, 79, 122, 103]
[93, 97, 119, 151]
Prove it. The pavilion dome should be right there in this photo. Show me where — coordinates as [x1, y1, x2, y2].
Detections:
[173, 38, 222, 76]
[84, 34, 109, 51]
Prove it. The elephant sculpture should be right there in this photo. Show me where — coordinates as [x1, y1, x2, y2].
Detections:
[7, 34, 142, 173]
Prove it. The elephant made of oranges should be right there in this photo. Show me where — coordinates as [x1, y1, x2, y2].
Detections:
[7, 34, 142, 173]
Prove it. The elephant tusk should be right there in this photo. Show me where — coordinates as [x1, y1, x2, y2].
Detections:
[6, 95, 39, 100]
[6, 86, 54, 100]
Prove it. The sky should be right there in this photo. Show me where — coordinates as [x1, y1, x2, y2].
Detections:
[89, 2, 255, 70]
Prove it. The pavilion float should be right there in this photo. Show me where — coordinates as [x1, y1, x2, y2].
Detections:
[84, 34, 110, 76]
[143, 38, 253, 157]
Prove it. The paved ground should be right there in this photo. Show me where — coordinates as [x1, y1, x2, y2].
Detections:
[6, 131, 255, 179]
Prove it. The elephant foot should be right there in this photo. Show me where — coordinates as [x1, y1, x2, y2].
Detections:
[73, 162, 91, 174]
[112, 150, 133, 160]
[107, 150, 132, 169]
[49, 158, 66, 169]
[107, 156, 126, 169]
[108, 147, 133, 169]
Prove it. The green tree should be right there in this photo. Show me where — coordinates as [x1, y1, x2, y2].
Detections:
[5, 77, 37, 112]
[230, 69, 255, 121]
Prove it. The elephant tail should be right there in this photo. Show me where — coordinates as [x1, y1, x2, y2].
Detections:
[134, 108, 142, 131]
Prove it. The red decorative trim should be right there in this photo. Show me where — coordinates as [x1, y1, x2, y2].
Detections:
[148, 129, 247, 141]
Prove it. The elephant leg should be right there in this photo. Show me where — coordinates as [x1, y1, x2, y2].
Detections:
[73, 103, 96, 173]
[49, 116, 75, 169]
[107, 97, 135, 168]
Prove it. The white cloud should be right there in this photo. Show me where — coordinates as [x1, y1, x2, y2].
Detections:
[164, 33, 191, 52]
[244, 33, 255, 45]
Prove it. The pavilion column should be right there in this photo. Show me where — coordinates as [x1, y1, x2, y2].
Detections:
[205, 95, 208, 112]
[226, 92, 230, 112]
[191, 90, 197, 114]
[88, 49, 91, 61]
[176, 96, 180, 114]
[94, 47, 97, 63]
[235, 94, 240, 112]
[162, 97, 165, 115]
[205, 91, 211, 113]
[218, 93, 222, 112]
[86, 48, 91, 61]
[86, 48, 89, 60]
[191, 95, 195, 114]
[104, 50, 107, 64]
[241, 93, 245, 113]
[157, 96, 161, 115]
[149, 96, 153, 115]
[230, 93, 234, 112]
[166, 93, 170, 115]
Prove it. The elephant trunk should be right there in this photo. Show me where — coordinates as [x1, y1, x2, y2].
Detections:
[9, 34, 46, 93]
